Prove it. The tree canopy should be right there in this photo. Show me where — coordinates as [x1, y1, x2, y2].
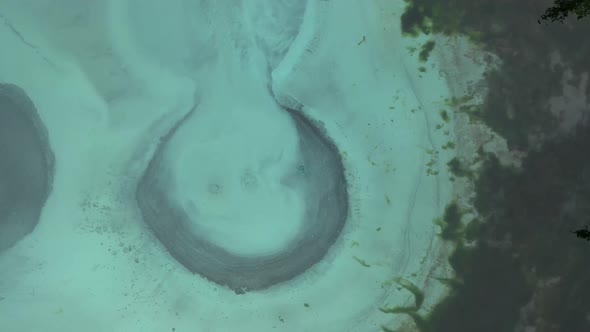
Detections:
[540, 0, 590, 23]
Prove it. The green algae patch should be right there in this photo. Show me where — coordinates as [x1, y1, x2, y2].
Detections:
[352, 256, 371, 268]
[476, 67, 561, 150]
[381, 309, 427, 331]
[462, 218, 481, 241]
[401, 0, 584, 150]
[422, 244, 531, 332]
[380, 277, 425, 309]
[441, 141, 455, 150]
[379, 277, 427, 331]
[400, 0, 483, 42]
[439, 109, 450, 123]
[424, 126, 590, 331]
[434, 201, 464, 241]
[432, 276, 463, 290]
[447, 157, 472, 179]
[396, 277, 425, 308]
[401, 2, 433, 37]
[419, 40, 436, 62]
[396, 1, 590, 330]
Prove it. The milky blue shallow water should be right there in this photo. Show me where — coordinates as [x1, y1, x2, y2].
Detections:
[0, 1, 479, 331]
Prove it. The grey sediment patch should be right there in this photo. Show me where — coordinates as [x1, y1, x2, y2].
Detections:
[0, 84, 55, 252]
[136, 104, 348, 294]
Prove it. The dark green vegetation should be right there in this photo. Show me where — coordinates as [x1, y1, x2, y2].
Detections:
[439, 110, 449, 123]
[379, 278, 427, 331]
[447, 157, 472, 179]
[572, 225, 590, 240]
[383, 0, 590, 331]
[433, 202, 463, 241]
[418, 41, 436, 62]
[540, 0, 590, 23]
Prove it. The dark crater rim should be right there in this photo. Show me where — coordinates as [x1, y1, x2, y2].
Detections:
[136, 104, 349, 294]
[0, 83, 55, 252]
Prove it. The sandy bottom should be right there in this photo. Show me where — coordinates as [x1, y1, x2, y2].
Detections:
[0, 0, 485, 331]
